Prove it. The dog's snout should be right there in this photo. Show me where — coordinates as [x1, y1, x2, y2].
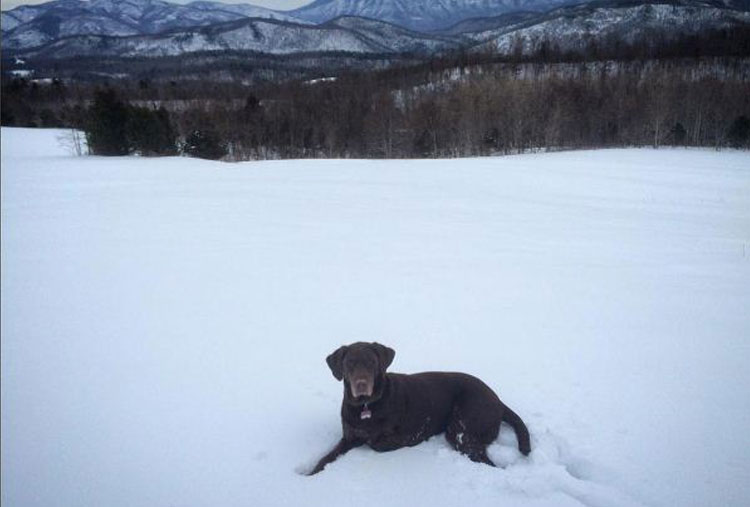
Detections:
[350, 377, 374, 397]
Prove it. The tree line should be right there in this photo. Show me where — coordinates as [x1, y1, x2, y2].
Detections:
[2, 30, 749, 159]
[81, 88, 231, 159]
[81, 62, 749, 160]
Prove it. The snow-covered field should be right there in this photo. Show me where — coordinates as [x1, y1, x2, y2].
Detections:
[2, 128, 749, 507]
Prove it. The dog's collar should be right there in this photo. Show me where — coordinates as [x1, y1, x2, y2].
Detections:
[360, 403, 372, 420]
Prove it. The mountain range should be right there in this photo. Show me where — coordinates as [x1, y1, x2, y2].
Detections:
[1, 0, 306, 50]
[2, 0, 749, 58]
[290, 0, 568, 31]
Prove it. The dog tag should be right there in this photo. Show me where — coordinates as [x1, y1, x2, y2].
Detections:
[361, 406, 372, 420]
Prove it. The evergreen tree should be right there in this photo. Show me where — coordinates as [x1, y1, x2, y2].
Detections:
[85, 88, 131, 156]
[126, 106, 178, 156]
[727, 115, 750, 148]
[670, 122, 687, 146]
[183, 128, 228, 160]
[39, 108, 60, 128]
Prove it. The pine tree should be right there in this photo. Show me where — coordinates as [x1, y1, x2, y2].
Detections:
[126, 106, 178, 156]
[727, 115, 750, 148]
[85, 88, 131, 156]
[183, 128, 227, 160]
[670, 122, 687, 146]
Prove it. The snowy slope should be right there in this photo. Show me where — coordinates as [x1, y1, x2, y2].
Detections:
[187, 0, 311, 22]
[436, 11, 541, 35]
[292, 0, 567, 31]
[2, 128, 750, 507]
[1, 0, 304, 50]
[1, 4, 47, 32]
[472, 0, 750, 53]
[15, 17, 462, 58]
[325, 16, 463, 52]
[3, 14, 142, 50]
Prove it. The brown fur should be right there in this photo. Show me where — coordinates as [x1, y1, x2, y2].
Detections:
[308, 342, 530, 475]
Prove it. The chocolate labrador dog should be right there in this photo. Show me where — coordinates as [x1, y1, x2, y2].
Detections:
[308, 342, 530, 475]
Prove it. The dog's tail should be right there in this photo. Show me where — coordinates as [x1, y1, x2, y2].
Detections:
[502, 406, 531, 456]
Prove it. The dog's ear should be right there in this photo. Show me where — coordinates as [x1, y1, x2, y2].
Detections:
[326, 346, 349, 381]
[371, 342, 395, 373]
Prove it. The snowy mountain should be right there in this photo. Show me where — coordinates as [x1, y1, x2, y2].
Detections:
[3, 0, 748, 58]
[1, 0, 305, 50]
[436, 11, 541, 35]
[13, 16, 463, 58]
[185, 1, 310, 22]
[1, 0, 568, 43]
[291, 0, 570, 31]
[467, 0, 750, 54]
[322, 16, 463, 51]
[1, 4, 45, 32]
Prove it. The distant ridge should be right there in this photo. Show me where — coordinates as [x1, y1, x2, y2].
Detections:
[2, 0, 749, 58]
[291, 0, 570, 31]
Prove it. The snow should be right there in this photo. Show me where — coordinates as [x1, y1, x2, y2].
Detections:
[29, 16, 457, 58]
[9, 69, 33, 77]
[2, 127, 750, 507]
[2, 0, 303, 51]
[305, 76, 338, 85]
[292, 0, 565, 31]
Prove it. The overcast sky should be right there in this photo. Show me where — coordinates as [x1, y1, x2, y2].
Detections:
[2, 0, 311, 11]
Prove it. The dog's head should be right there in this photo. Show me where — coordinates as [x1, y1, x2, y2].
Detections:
[326, 342, 395, 405]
